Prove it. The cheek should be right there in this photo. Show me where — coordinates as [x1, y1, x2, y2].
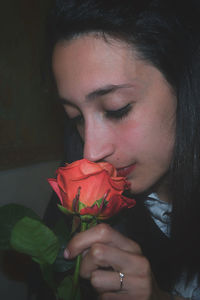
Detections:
[115, 118, 146, 147]
[113, 120, 140, 155]
[114, 119, 138, 142]
[115, 116, 175, 163]
[136, 123, 175, 169]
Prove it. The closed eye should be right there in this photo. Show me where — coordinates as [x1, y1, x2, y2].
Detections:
[69, 103, 132, 125]
[105, 103, 132, 120]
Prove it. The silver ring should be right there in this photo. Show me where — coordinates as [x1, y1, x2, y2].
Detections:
[119, 272, 125, 290]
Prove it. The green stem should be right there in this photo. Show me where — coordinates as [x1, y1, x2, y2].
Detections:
[72, 221, 87, 300]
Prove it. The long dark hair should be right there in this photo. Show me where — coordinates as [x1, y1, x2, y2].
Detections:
[48, 0, 200, 282]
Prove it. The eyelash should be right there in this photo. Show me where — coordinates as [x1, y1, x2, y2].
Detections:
[105, 103, 132, 121]
[70, 104, 132, 125]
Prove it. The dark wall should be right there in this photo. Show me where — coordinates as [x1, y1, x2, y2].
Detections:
[0, 0, 65, 170]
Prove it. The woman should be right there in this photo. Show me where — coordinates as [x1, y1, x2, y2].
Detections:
[46, 0, 200, 299]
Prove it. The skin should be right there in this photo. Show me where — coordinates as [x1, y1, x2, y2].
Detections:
[52, 35, 186, 299]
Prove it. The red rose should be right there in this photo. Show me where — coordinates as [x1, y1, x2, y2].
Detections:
[48, 159, 135, 219]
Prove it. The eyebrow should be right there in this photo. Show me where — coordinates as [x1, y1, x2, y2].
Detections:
[87, 83, 134, 100]
[59, 83, 134, 105]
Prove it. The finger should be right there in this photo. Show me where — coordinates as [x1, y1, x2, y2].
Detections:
[94, 272, 151, 299]
[65, 223, 141, 258]
[90, 270, 127, 293]
[80, 243, 150, 279]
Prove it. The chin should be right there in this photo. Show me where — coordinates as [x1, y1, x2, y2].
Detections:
[128, 181, 153, 196]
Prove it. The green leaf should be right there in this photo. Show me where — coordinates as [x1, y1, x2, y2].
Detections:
[95, 197, 109, 209]
[53, 218, 76, 273]
[80, 215, 95, 222]
[96, 198, 103, 208]
[10, 217, 59, 265]
[58, 204, 75, 216]
[0, 204, 40, 250]
[57, 275, 81, 300]
[78, 201, 86, 211]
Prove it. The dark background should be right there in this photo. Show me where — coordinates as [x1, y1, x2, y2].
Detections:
[0, 0, 65, 170]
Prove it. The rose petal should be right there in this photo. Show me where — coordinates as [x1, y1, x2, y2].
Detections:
[48, 179, 63, 205]
[108, 176, 128, 191]
[80, 159, 103, 175]
[48, 159, 136, 220]
[98, 162, 116, 176]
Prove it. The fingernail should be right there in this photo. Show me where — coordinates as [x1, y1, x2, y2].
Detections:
[64, 248, 70, 259]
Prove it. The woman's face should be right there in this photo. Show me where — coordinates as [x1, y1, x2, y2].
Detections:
[53, 35, 176, 200]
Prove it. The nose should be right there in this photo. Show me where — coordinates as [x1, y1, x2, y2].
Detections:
[83, 119, 115, 162]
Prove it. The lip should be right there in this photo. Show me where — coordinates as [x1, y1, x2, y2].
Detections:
[117, 164, 136, 177]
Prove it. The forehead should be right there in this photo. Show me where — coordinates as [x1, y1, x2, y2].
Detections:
[52, 33, 135, 67]
[52, 35, 144, 100]
[52, 33, 174, 108]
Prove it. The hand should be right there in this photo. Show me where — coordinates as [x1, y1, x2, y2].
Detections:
[64, 223, 164, 300]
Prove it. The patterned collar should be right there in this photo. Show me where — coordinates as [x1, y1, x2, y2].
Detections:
[144, 193, 172, 237]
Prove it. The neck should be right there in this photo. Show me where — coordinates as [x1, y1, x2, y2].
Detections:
[153, 174, 172, 203]
[156, 189, 171, 203]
